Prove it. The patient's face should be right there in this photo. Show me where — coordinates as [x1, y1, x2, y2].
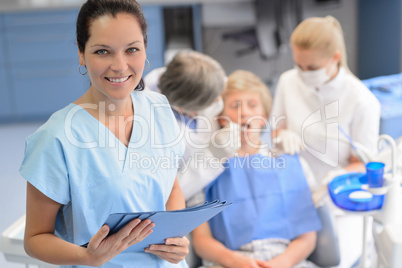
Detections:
[221, 91, 267, 131]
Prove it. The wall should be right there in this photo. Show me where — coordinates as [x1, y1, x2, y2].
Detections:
[358, 0, 402, 79]
[202, 0, 358, 92]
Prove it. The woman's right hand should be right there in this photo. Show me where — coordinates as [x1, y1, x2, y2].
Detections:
[85, 219, 154, 266]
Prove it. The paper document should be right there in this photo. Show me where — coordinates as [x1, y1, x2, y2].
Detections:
[87, 200, 232, 252]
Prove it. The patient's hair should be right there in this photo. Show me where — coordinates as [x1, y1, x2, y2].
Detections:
[158, 50, 226, 112]
[291, 15, 350, 73]
[223, 70, 272, 117]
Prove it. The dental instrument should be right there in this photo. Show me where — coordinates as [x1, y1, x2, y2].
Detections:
[338, 125, 370, 164]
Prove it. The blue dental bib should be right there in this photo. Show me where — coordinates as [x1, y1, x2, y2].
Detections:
[205, 154, 321, 250]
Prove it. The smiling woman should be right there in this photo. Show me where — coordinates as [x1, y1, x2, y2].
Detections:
[76, 12, 147, 124]
[19, 0, 190, 268]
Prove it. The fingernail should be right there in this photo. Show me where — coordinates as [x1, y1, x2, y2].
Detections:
[102, 225, 108, 232]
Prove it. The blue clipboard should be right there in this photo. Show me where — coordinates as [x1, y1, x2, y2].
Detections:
[82, 200, 232, 252]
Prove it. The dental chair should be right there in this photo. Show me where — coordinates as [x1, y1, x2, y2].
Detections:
[186, 203, 340, 268]
[307, 203, 340, 267]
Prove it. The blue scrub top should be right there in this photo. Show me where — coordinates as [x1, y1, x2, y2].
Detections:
[20, 90, 187, 268]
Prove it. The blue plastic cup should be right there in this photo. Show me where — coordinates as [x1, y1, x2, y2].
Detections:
[366, 162, 385, 188]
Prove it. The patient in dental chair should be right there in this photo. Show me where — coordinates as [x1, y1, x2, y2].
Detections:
[192, 70, 322, 268]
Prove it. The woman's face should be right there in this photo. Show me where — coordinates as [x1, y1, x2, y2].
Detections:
[221, 91, 267, 142]
[78, 13, 146, 102]
[292, 45, 332, 71]
[292, 45, 341, 73]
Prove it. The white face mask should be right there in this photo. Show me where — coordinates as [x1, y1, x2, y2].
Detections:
[296, 61, 337, 88]
[197, 98, 224, 118]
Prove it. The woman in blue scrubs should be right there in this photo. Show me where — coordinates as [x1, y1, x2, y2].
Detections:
[20, 0, 189, 267]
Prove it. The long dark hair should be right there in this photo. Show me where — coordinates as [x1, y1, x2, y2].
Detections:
[76, 0, 147, 90]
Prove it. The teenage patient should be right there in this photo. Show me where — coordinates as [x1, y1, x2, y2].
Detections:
[192, 70, 322, 268]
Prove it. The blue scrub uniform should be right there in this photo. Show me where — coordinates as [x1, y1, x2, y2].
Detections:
[20, 91, 188, 268]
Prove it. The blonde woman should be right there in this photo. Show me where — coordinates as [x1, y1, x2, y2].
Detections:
[271, 16, 380, 267]
[271, 16, 380, 185]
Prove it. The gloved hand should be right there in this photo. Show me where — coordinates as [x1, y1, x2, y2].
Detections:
[209, 121, 241, 159]
[275, 129, 303, 155]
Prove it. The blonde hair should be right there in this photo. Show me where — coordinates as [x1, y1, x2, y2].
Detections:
[291, 16, 350, 73]
[223, 70, 272, 117]
[159, 50, 226, 112]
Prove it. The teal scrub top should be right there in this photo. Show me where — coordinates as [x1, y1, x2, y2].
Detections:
[20, 90, 187, 268]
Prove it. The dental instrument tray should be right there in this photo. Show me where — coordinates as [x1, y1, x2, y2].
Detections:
[328, 173, 384, 211]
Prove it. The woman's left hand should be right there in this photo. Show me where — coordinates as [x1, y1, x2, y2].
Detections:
[144, 236, 189, 263]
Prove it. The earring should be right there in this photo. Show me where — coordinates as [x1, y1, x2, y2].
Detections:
[79, 65, 87, 75]
[145, 59, 150, 70]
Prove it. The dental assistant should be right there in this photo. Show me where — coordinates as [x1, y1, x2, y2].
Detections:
[271, 16, 380, 185]
[20, 0, 189, 267]
[270, 16, 381, 268]
[145, 51, 231, 201]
